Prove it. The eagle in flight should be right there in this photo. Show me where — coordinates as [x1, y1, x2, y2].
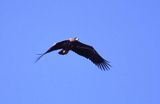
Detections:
[36, 37, 111, 70]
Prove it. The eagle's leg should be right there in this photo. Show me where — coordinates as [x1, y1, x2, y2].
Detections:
[58, 49, 69, 55]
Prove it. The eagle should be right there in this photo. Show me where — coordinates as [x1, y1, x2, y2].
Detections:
[36, 37, 111, 70]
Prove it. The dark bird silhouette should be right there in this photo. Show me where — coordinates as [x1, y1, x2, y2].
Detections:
[36, 37, 111, 70]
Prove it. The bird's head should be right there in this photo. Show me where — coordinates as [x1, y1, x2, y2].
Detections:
[69, 37, 79, 42]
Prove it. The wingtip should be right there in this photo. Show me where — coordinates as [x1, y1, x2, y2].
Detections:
[96, 60, 111, 71]
[35, 53, 46, 63]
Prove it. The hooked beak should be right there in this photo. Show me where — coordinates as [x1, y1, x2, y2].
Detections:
[74, 37, 79, 41]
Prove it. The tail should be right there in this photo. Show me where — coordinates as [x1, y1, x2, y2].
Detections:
[35, 53, 47, 63]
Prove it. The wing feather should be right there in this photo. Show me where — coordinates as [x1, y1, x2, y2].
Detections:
[71, 41, 111, 70]
[35, 40, 68, 62]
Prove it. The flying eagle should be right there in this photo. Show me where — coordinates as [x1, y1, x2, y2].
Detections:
[36, 37, 111, 70]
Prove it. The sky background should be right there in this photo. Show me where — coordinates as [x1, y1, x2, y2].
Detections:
[0, 0, 160, 104]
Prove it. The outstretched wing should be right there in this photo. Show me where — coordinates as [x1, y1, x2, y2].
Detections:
[35, 40, 68, 62]
[71, 41, 111, 70]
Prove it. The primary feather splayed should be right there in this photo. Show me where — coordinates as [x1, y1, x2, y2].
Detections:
[36, 37, 111, 70]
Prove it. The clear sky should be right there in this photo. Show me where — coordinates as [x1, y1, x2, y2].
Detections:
[0, 0, 159, 104]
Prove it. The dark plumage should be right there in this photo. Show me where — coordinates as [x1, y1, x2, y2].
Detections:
[36, 37, 111, 70]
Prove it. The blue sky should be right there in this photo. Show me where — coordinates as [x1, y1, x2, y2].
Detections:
[0, 0, 159, 104]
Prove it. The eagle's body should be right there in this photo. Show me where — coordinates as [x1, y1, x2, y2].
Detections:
[36, 37, 111, 70]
